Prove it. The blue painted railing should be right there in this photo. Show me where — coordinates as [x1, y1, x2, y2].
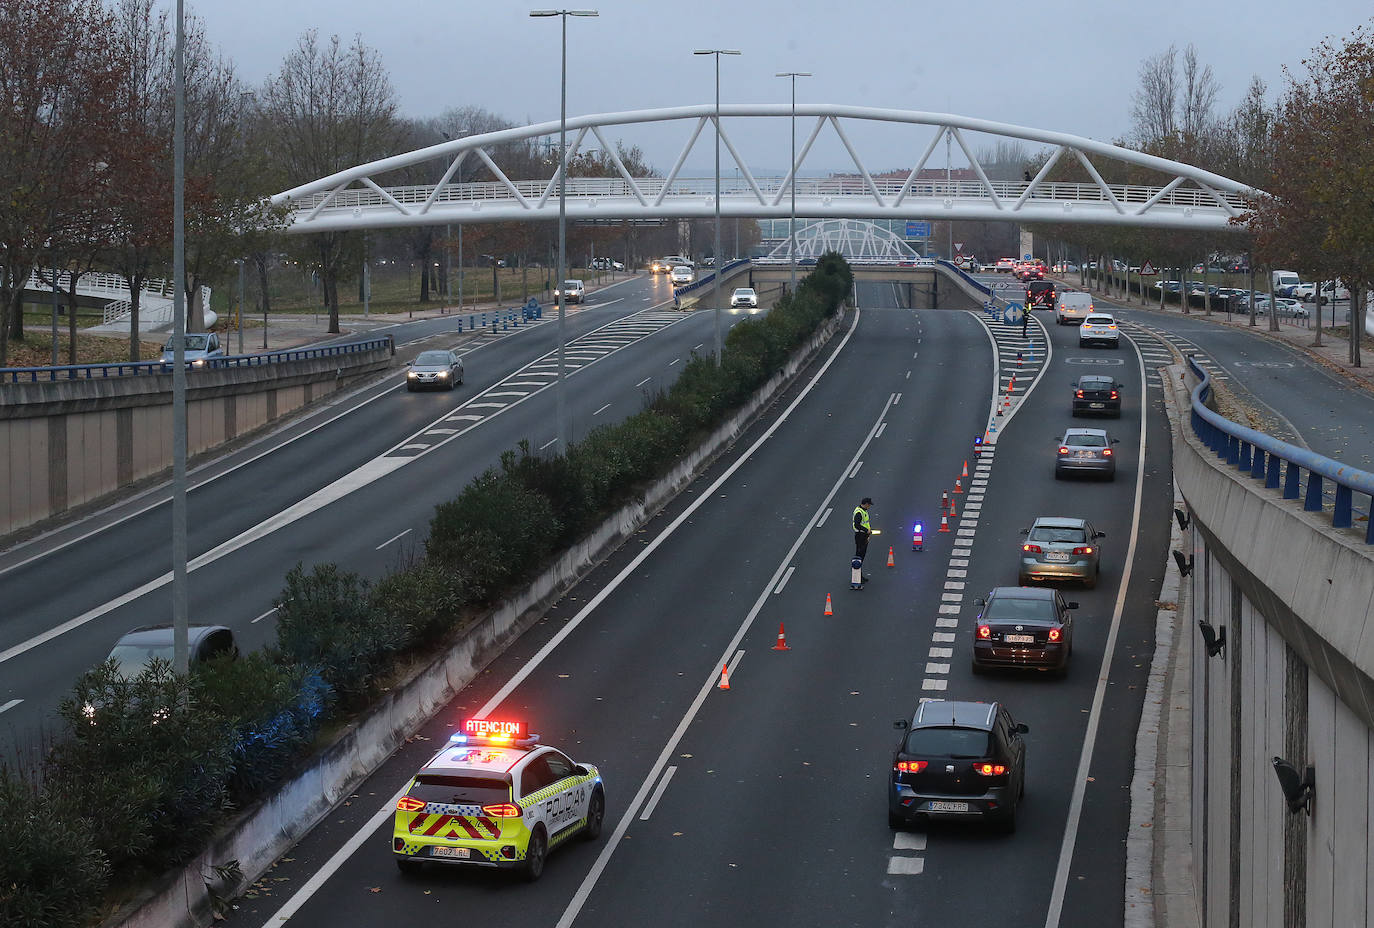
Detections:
[1188, 355, 1374, 543]
[672, 259, 751, 301]
[1, 335, 395, 383]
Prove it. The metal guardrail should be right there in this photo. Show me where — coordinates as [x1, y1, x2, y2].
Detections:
[1187, 355, 1374, 543]
[672, 259, 751, 301]
[0, 336, 395, 384]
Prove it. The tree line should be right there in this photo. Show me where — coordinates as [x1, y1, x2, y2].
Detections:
[0, 0, 726, 367]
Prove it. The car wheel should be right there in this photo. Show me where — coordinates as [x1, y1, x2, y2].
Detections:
[395, 857, 423, 875]
[889, 810, 905, 829]
[406, 384, 415, 392]
[583, 788, 605, 841]
[522, 826, 547, 882]
[1084, 569, 1097, 590]
[994, 799, 1018, 834]
[1078, 339, 1087, 348]
[446, 379, 456, 391]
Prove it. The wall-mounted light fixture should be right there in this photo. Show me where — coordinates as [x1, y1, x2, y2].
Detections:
[1172, 550, 1194, 577]
[1271, 757, 1314, 815]
[1197, 620, 1226, 658]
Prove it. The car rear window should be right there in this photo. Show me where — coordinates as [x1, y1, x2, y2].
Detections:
[904, 727, 991, 758]
[409, 774, 510, 806]
[1028, 525, 1088, 543]
[984, 596, 1059, 623]
[1065, 433, 1107, 447]
[1078, 377, 1112, 388]
[1085, 315, 1114, 325]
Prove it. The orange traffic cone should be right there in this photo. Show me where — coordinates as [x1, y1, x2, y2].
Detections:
[954, 476, 963, 494]
[948, 496, 958, 518]
[717, 662, 731, 689]
[887, 546, 896, 568]
[961, 460, 969, 478]
[939, 513, 950, 533]
[772, 622, 790, 651]
[941, 490, 950, 512]
[824, 593, 833, 616]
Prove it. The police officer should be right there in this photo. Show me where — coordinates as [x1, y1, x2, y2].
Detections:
[1022, 292, 1032, 337]
[852, 497, 874, 588]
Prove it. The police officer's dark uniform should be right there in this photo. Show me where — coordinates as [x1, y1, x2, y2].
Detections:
[852, 498, 873, 588]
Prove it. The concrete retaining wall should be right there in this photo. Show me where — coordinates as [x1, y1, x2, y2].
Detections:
[1162, 365, 1374, 928]
[0, 346, 394, 537]
[112, 309, 845, 928]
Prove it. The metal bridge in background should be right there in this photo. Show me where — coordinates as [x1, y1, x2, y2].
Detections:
[272, 105, 1259, 234]
[753, 219, 924, 265]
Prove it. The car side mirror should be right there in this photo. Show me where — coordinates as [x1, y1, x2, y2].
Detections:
[1019, 528, 1029, 535]
[893, 719, 909, 730]
[1095, 531, 1106, 538]
[973, 597, 986, 607]
[1015, 723, 1030, 734]
[575, 764, 590, 776]
[1112, 438, 1121, 444]
[1067, 602, 1080, 609]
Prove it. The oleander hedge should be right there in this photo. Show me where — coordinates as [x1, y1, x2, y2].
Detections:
[0, 254, 852, 927]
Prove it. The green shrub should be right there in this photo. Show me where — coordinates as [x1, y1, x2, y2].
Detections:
[48, 660, 235, 871]
[274, 563, 402, 706]
[427, 469, 561, 599]
[371, 558, 472, 643]
[194, 654, 332, 800]
[0, 767, 109, 928]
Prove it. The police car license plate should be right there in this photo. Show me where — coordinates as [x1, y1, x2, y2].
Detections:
[431, 846, 471, 859]
[928, 801, 969, 813]
[1004, 634, 1035, 644]
[1089, 402, 1104, 408]
[1045, 552, 1070, 561]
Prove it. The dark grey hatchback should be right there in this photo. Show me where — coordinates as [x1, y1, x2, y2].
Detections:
[889, 700, 1028, 833]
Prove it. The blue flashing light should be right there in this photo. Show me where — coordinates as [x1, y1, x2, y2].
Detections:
[914, 523, 923, 534]
[449, 733, 469, 745]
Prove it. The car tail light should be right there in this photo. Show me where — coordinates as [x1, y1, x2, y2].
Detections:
[1023, 543, 1043, 553]
[1110, 390, 1119, 399]
[396, 796, 426, 812]
[894, 760, 928, 773]
[1048, 628, 1062, 642]
[1072, 546, 1094, 555]
[973, 763, 1008, 776]
[977, 624, 992, 639]
[481, 802, 523, 818]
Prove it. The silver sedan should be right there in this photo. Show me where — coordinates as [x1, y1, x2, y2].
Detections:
[1018, 516, 1105, 589]
[406, 349, 464, 391]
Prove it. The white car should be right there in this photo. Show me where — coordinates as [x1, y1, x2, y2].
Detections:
[670, 265, 694, 285]
[555, 279, 584, 304]
[161, 332, 225, 367]
[1055, 292, 1094, 325]
[1078, 314, 1120, 349]
[1255, 297, 1308, 318]
[730, 287, 759, 308]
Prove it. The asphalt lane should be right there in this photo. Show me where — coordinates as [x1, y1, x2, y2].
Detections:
[0, 271, 750, 755]
[225, 291, 1167, 927]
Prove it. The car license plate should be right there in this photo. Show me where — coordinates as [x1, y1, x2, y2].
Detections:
[1089, 402, 1105, 408]
[928, 801, 969, 813]
[1045, 552, 1070, 561]
[1004, 634, 1035, 644]
[431, 846, 471, 859]
[1076, 450, 1096, 458]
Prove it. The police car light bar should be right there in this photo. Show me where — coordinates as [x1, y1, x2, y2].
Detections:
[450, 718, 540, 748]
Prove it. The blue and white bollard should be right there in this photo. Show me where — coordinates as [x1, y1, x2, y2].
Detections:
[851, 557, 865, 590]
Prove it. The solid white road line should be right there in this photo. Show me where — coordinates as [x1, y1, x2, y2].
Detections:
[374, 529, 411, 550]
[875, 422, 888, 438]
[849, 461, 863, 479]
[250, 607, 278, 625]
[594, 403, 611, 416]
[636, 377, 652, 387]
[539, 438, 559, 451]
[1042, 331, 1149, 928]
[816, 507, 833, 527]
[639, 766, 678, 821]
[269, 306, 871, 927]
[0, 699, 22, 715]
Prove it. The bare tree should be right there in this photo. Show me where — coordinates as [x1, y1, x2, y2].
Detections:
[0, 0, 123, 365]
[262, 30, 401, 333]
[1131, 45, 1177, 146]
[1179, 44, 1221, 144]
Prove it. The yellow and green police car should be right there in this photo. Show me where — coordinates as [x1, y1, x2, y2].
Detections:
[392, 719, 605, 881]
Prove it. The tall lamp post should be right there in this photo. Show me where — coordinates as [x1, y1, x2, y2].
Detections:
[171, 0, 189, 673]
[775, 71, 811, 292]
[694, 48, 740, 366]
[532, 9, 597, 449]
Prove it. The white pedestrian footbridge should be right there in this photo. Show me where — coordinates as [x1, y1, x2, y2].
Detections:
[18, 268, 214, 334]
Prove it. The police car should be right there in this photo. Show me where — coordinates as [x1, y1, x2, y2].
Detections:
[392, 719, 605, 880]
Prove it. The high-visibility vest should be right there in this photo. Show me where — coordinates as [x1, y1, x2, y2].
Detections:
[854, 506, 870, 533]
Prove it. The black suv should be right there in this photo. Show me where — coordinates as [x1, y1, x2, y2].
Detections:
[890, 700, 1028, 832]
[1071, 374, 1122, 417]
[1026, 279, 1057, 308]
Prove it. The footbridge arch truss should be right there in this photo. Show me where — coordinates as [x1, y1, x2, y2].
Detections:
[757, 219, 922, 264]
[272, 105, 1258, 234]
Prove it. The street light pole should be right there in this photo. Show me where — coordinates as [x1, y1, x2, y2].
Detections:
[695, 48, 740, 366]
[776, 71, 811, 293]
[171, 0, 189, 674]
[532, 8, 598, 450]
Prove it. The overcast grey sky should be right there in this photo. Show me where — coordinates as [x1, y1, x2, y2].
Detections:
[195, 0, 1372, 178]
